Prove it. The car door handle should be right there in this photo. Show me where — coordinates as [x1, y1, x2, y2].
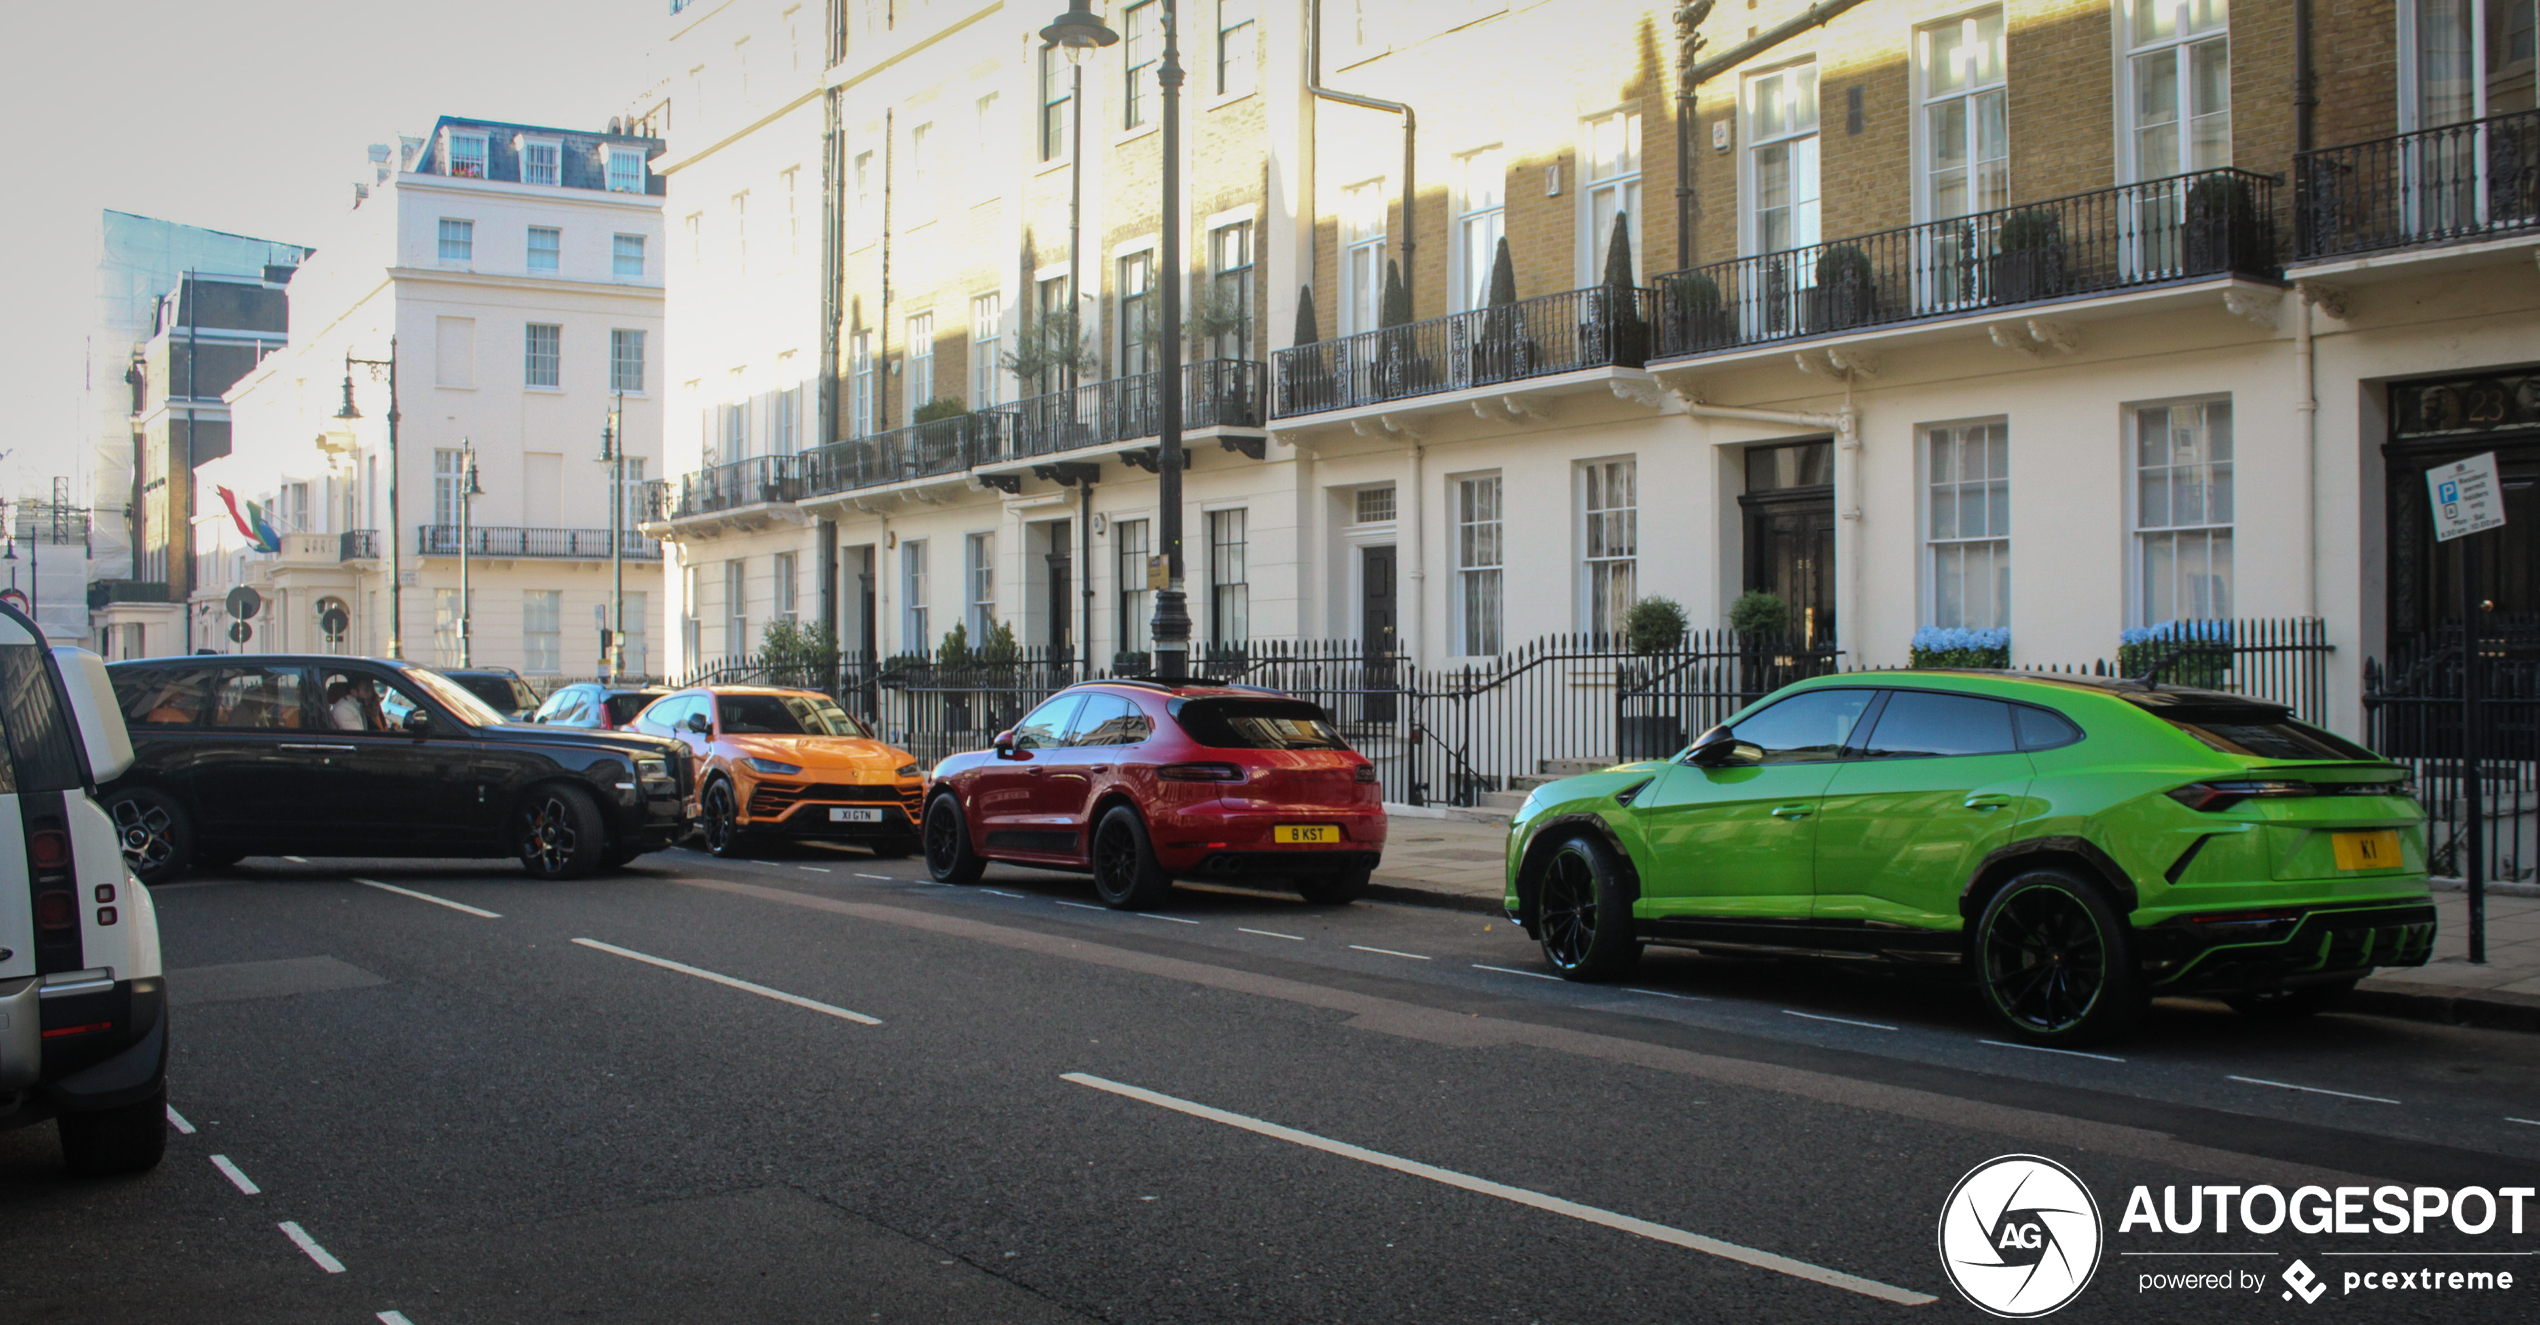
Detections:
[1770, 804, 1813, 820]
[281, 743, 356, 752]
[1088, 765, 1110, 773]
[1026, 767, 1047, 776]
[1963, 794, 2016, 811]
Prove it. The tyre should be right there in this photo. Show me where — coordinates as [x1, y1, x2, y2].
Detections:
[104, 788, 192, 886]
[1090, 806, 1174, 910]
[58, 1087, 168, 1177]
[1294, 866, 1372, 905]
[1974, 868, 2145, 1046]
[1534, 834, 1642, 981]
[2225, 977, 2360, 1019]
[699, 780, 754, 860]
[516, 783, 607, 880]
[922, 794, 986, 885]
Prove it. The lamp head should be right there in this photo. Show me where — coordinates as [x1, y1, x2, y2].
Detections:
[333, 374, 361, 420]
[1041, 4, 1118, 63]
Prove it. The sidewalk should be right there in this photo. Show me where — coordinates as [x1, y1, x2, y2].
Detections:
[1366, 811, 2540, 1033]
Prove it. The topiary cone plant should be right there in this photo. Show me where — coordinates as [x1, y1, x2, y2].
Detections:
[1599, 213, 1648, 366]
[1476, 235, 1524, 381]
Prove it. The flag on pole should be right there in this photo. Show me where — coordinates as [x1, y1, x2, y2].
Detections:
[214, 485, 282, 552]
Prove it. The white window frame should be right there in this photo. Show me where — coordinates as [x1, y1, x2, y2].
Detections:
[1578, 458, 1638, 637]
[971, 293, 1004, 406]
[527, 225, 561, 274]
[1453, 473, 1504, 656]
[1921, 419, 2011, 630]
[966, 531, 997, 637]
[524, 323, 562, 389]
[1207, 218, 1255, 360]
[438, 217, 475, 265]
[1453, 147, 1506, 313]
[1116, 518, 1152, 654]
[781, 166, 802, 265]
[518, 135, 563, 187]
[1117, 246, 1157, 378]
[1913, 9, 2010, 223]
[770, 385, 799, 456]
[1217, 0, 1259, 99]
[1039, 44, 1071, 164]
[849, 329, 876, 438]
[523, 590, 563, 673]
[1208, 508, 1249, 646]
[610, 330, 646, 395]
[902, 540, 931, 652]
[1340, 179, 1388, 336]
[2114, 0, 2232, 185]
[1124, 2, 1159, 131]
[773, 550, 800, 621]
[444, 129, 489, 178]
[730, 191, 750, 276]
[906, 311, 936, 415]
[1579, 109, 1643, 285]
[682, 565, 702, 663]
[726, 559, 750, 655]
[2128, 396, 2235, 625]
[606, 147, 646, 194]
[1740, 61, 1821, 257]
[908, 122, 935, 220]
[613, 232, 646, 279]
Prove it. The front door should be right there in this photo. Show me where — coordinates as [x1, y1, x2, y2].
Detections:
[1740, 441, 1838, 647]
[1629, 687, 1877, 921]
[1811, 690, 2035, 930]
[971, 693, 1083, 855]
[331, 668, 478, 845]
[1360, 545, 1399, 722]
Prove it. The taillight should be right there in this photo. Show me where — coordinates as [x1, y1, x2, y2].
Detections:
[33, 892, 77, 929]
[1157, 762, 1246, 782]
[29, 829, 70, 869]
[2168, 780, 2315, 813]
[1352, 764, 1379, 784]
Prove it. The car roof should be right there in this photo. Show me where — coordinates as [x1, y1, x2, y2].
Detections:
[1064, 679, 1291, 700]
[110, 653, 426, 671]
[687, 684, 827, 697]
[1800, 668, 2280, 712]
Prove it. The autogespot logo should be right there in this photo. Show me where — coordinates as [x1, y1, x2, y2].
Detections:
[1940, 1155, 2105, 1317]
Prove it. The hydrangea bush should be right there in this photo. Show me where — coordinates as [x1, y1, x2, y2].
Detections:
[1910, 626, 2010, 669]
[2119, 619, 2233, 686]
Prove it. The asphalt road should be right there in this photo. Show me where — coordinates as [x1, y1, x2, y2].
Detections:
[6, 842, 2538, 1324]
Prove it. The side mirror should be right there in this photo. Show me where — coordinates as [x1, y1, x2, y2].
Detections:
[1685, 725, 1759, 767]
[992, 730, 1019, 758]
[402, 708, 433, 735]
[685, 713, 710, 735]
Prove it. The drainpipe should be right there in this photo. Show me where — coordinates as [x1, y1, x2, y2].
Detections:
[2293, 0, 2317, 154]
[1404, 440, 1424, 663]
[1672, 396, 1860, 651]
[1309, 0, 1415, 305]
[2294, 287, 2319, 617]
[1080, 479, 1096, 680]
[880, 107, 894, 433]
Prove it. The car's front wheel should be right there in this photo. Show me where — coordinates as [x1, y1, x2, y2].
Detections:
[1090, 806, 1173, 910]
[922, 794, 986, 884]
[1536, 835, 1641, 981]
[1974, 869, 2144, 1046]
[517, 784, 606, 880]
[699, 780, 753, 859]
[104, 788, 192, 886]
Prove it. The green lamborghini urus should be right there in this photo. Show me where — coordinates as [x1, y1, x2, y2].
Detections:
[1501, 672, 2436, 1045]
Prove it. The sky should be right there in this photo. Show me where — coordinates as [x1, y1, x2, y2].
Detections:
[0, 0, 661, 506]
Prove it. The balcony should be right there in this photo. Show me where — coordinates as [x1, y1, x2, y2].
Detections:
[415, 525, 664, 561]
[2297, 109, 2540, 261]
[655, 454, 807, 521]
[800, 412, 1018, 497]
[1648, 167, 2281, 360]
[339, 529, 378, 561]
[998, 359, 1267, 460]
[1271, 288, 1653, 418]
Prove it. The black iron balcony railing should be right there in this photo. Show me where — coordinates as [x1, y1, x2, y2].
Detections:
[1649, 166, 2279, 359]
[1272, 287, 1655, 417]
[2297, 108, 2540, 259]
[1002, 358, 1267, 459]
[659, 454, 805, 519]
[415, 525, 664, 560]
[800, 412, 1020, 497]
[339, 529, 379, 561]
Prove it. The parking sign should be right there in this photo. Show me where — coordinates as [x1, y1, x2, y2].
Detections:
[2427, 452, 2507, 542]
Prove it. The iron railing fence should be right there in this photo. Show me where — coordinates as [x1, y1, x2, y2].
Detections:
[2111, 616, 2333, 726]
[338, 529, 379, 561]
[667, 619, 2337, 808]
[1650, 166, 2280, 359]
[2366, 622, 2540, 884]
[660, 454, 805, 519]
[2298, 108, 2540, 259]
[1273, 286, 1656, 418]
[414, 525, 663, 560]
[800, 413, 1019, 496]
[1000, 359, 1267, 461]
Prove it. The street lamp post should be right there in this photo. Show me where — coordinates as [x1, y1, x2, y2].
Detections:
[456, 439, 481, 667]
[336, 342, 402, 658]
[1043, 5, 1118, 402]
[600, 393, 628, 683]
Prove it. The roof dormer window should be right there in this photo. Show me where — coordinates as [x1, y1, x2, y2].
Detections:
[519, 136, 562, 187]
[445, 130, 489, 179]
[605, 147, 646, 194]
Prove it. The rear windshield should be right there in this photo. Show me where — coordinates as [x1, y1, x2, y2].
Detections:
[2158, 705, 2379, 761]
[1174, 698, 1348, 750]
[605, 693, 660, 725]
[718, 693, 873, 738]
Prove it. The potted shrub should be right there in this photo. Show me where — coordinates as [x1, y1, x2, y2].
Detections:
[1624, 595, 1688, 656]
[1729, 590, 1792, 639]
[2184, 174, 2261, 274]
[1810, 244, 1878, 331]
[1663, 269, 1730, 352]
[1593, 213, 1650, 368]
[1989, 209, 2065, 304]
[1909, 626, 2010, 669]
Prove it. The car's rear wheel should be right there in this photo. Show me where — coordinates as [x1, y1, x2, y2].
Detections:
[517, 783, 606, 880]
[1536, 835, 1641, 981]
[1090, 806, 1173, 910]
[1975, 869, 2144, 1046]
[922, 794, 986, 884]
[58, 1087, 167, 1176]
[1294, 867, 1371, 905]
[700, 780, 753, 859]
[2225, 977, 2359, 1019]
[105, 788, 192, 886]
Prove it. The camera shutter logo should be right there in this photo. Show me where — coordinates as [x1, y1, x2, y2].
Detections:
[1939, 1155, 2103, 1317]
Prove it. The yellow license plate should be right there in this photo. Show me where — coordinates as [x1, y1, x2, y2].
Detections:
[1275, 825, 1342, 844]
[2331, 829, 2402, 871]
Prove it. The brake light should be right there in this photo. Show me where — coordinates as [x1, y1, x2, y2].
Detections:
[33, 892, 76, 930]
[2168, 780, 2316, 812]
[30, 829, 70, 869]
[1352, 764, 1379, 784]
[1157, 762, 1246, 782]
[42, 1023, 113, 1039]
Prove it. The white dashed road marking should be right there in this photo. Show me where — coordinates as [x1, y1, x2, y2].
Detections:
[1062, 1072, 1935, 1305]
[209, 1154, 260, 1195]
[1982, 1039, 2127, 1063]
[571, 938, 882, 1025]
[2226, 1075, 2399, 1105]
[984, 890, 1025, 897]
[283, 856, 309, 863]
[1239, 928, 1304, 940]
[1138, 912, 1201, 924]
[1349, 945, 1431, 960]
[378, 1313, 418, 1324]
[278, 1221, 345, 1273]
[855, 873, 893, 880]
[1055, 900, 1109, 911]
[1472, 963, 1561, 981]
[351, 878, 500, 919]
[1626, 987, 1711, 1001]
[2509, 1117, 2540, 1127]
[165, 1105, 197, 1134]
[797, 866, 831, 873]
[1782, 1010, 1898, 1031]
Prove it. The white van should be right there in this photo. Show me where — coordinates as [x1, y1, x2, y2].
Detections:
[0, 601, 167, 1174]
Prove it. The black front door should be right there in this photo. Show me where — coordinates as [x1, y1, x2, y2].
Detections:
[1045, 520, 1074, 659]
[1740, 441, 1838, 647]
[1361, 545, 1399, 722]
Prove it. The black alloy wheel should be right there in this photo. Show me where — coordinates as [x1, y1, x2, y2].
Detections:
[106, 788, 192, 886]
[1090, 806, 1173, 909]
[1975, 870, 2142, 1045]
[517, 783, 606, 880]
[922, 794, 986, 884]
[700, 780, 750, 859]
[1536, 835, 1641, 980]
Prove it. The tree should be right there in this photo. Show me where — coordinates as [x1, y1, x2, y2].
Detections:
[1000, 308, 1098, 387]
[1599, 212, 1648, 365]
[1487, 235, 1519, 308]
[1380, 259, 1413, 328]
[1293, 283, 1320, 346]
